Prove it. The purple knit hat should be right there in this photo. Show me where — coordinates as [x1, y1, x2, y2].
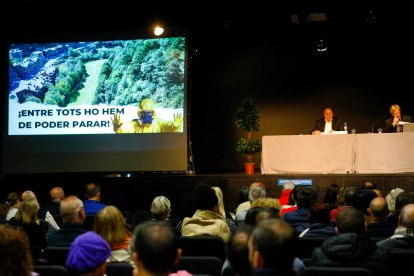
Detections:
[66, 231, 111, 273]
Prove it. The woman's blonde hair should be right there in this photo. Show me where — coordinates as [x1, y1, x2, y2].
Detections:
[212, 186, 226, 218]
[251, 197, 281, 210]
[390, 104, 401, 116]
[150, 196, 171, 220]
[15, 198, 39, 224]
[94, 205, 129, 246]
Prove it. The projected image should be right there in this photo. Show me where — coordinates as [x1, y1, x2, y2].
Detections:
[8, 37, 185, 135]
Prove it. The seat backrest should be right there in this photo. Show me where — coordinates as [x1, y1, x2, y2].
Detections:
[132, 210, 152, 227]
[173, 256, 223, 276]
[83, 214, 96, 230]
[303, 266, 372, 276]
[33, 265, 70, 276]
[388, 248, 414, 274]
[105, 262, 134, 276]
[295, 237, 328, 259]
[43, 247, 70, 266]
[177, 235, 226, 261]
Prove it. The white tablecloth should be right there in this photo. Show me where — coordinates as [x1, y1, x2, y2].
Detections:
[261, 133, 414, 174]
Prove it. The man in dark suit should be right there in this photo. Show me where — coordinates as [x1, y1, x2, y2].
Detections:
[311, 107, 343, 135]
[384, 104, 413, 133]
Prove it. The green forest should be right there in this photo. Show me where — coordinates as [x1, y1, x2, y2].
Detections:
[27, 37, 185, 109]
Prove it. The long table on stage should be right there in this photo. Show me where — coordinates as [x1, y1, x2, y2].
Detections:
[261, 133, 414, 174]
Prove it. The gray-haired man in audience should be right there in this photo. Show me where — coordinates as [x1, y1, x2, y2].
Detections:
[47, 195, 87, 247]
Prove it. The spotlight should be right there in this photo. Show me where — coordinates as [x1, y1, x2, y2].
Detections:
[316, 39, 327, 52]
[154, 26, 164, 36]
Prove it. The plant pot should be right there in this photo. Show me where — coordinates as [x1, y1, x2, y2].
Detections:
[245, 162, 255, 175]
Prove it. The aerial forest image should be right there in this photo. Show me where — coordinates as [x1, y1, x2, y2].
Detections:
[8, 37, 186, 135]
[9, 37, 185, 107]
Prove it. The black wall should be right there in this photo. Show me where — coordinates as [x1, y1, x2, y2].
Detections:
[2, 1, 413, 175]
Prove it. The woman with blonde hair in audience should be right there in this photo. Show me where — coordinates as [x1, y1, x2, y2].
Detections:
[8, 198, 47, 260]
[94, 205, 135, 267]
[212, 186, 237, 233]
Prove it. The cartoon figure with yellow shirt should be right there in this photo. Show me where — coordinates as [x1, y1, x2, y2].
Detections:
[111, 98, 183, 133]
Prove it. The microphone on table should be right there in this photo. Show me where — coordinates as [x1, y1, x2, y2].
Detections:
[371, 115, 386, 133]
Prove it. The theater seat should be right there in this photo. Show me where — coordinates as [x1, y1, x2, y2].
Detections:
[33, 265, 70, 276]
[303, 266, 372, 276]
[43, 247, 70, 266]
[177, 235, 226, 261]
[105, 262, 134, 276]
[173, 256, 223, 276]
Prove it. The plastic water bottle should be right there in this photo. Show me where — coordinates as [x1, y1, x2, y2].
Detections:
[343, 122, 348, 133]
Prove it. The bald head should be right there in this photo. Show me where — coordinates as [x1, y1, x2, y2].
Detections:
[399, 203, 414, 228]
[60, 195, 84, 223]
[369, 197, 389, 220]
[250, 182, 265, 190]
[50, 187, 65, 203]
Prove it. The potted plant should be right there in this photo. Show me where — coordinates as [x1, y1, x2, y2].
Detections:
[235, 97, 262, 174]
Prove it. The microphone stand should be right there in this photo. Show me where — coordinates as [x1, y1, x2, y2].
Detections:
[371, 115, 386, 133]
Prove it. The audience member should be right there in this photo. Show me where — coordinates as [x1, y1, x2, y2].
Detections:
[385, 187, 405, 214]
[94, 205, 135, 267]
[66, 231, 111, 276]
[244, 207, 280, 227]
[387, 192, 414, 227]
[235, 182, 266, 216]
[83, 182, 106, 215]
[181, 183, 230, 242]
[251, 197, 280, 210]
[311, 106, 343, 135]
[330, 186, 357, 224]
[236, 186, 266, 223]
[248, 219, 298, 275]
[352, 188, 378, 224]
[46, 195, 87, 247]
[279, 181, 295, 206]
[38, 186, 65, 225]
[235, 186, 249, 215]
[310, 207, 389, 275]
[224, 224, 254, 276]
[362, 180, 382, 197]
[283, 186, 317, 232]
[8, 198, 47, 259]
[323, 184, 339, 211]
[213, 186, 237, 233]
[366, 197, 396, 241]
[298, 202, 336, 238]
[0, 224, 36, 276]
[150, 195, 182, 235]
[5, 192, 21, 221]
[362, 180, 377, 190]
[279, 185, 302, 217]
[131, 220, 185, 276]
[377, 203, 414, 249]
[21, 190, 37, 201]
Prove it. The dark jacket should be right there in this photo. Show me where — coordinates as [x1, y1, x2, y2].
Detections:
[46, 222, 88, 247]
[311, 116, 343, 133]
[377, 236, 414, 251]
[298, 223, 337, 238]
[311, 233, 389, 275]
[384, 115, 414, 133]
